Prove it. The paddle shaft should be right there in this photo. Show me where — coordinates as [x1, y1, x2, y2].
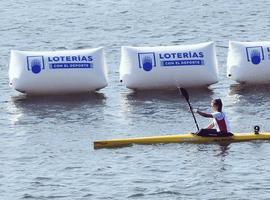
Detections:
[186, 100, 200, 131]
[178, 88, 200, 131]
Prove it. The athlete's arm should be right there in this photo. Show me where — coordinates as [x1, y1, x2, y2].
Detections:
[196, 110, 213, 118]
[206, 122, 215, 129]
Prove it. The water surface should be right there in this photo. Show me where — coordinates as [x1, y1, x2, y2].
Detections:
[1, 0, 270, 199]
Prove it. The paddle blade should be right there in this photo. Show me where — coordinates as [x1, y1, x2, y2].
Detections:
[180, 88, 189, 101]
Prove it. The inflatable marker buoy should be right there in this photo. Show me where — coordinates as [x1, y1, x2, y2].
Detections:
[227, 41, 270, 84]
[9, 48, 108, 95]
[119, 42, 218, 90]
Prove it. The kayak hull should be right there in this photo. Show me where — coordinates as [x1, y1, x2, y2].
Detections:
[94, 133, 270, 149]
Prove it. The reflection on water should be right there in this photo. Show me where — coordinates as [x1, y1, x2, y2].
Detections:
[123, 88, 214, 122]
[215, 143, 230, 158]
[229, 84, 270, 130]
[8, 92, 106, 125]
[230, 84, 270, 101]
[125, 88, 214, 103]
[11, 92, 106, 105]
[124, 88, 214, 113]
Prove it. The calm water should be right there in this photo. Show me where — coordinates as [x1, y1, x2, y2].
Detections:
[1, 0, 270, 199]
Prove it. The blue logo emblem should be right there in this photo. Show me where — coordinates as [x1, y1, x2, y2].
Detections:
[246, 46, 264, 65]
[27, 56, 45, 74]
[138, 52, 156, 72]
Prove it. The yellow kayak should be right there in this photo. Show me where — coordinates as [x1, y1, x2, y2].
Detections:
[94, 133, 270, 149]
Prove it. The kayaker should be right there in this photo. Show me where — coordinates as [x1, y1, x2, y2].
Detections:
[192, 99, 233, 137]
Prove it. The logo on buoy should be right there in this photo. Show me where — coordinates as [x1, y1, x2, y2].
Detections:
[159, 51, 204, 67]
[27, 56, 45, 74]
[47, 55, 93, 69]
[246, 46, 264, 65]
[138, 52, 156, 71]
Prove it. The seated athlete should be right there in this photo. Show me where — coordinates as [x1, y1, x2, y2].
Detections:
[192, 99, 233, 137]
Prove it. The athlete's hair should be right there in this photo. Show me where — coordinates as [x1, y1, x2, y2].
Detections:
[212, 99, 223, 112]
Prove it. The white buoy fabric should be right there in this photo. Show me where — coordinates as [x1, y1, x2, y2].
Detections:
[227, 41, 270, 84]
[9, 48, 108, 94]
[119, 42, 218, 90]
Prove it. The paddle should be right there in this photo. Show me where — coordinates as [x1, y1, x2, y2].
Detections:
[178, 87, 200, 131]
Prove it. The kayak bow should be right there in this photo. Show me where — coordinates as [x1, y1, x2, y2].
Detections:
[94, 133, 270, 149]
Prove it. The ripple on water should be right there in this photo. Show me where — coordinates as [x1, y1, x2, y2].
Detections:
[1, 0, 270, 199]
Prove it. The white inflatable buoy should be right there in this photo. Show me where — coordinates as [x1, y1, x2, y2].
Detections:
[227, 41, 270, 84]
[9, 48, 108, 94]
[119, 42, 218, 90]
